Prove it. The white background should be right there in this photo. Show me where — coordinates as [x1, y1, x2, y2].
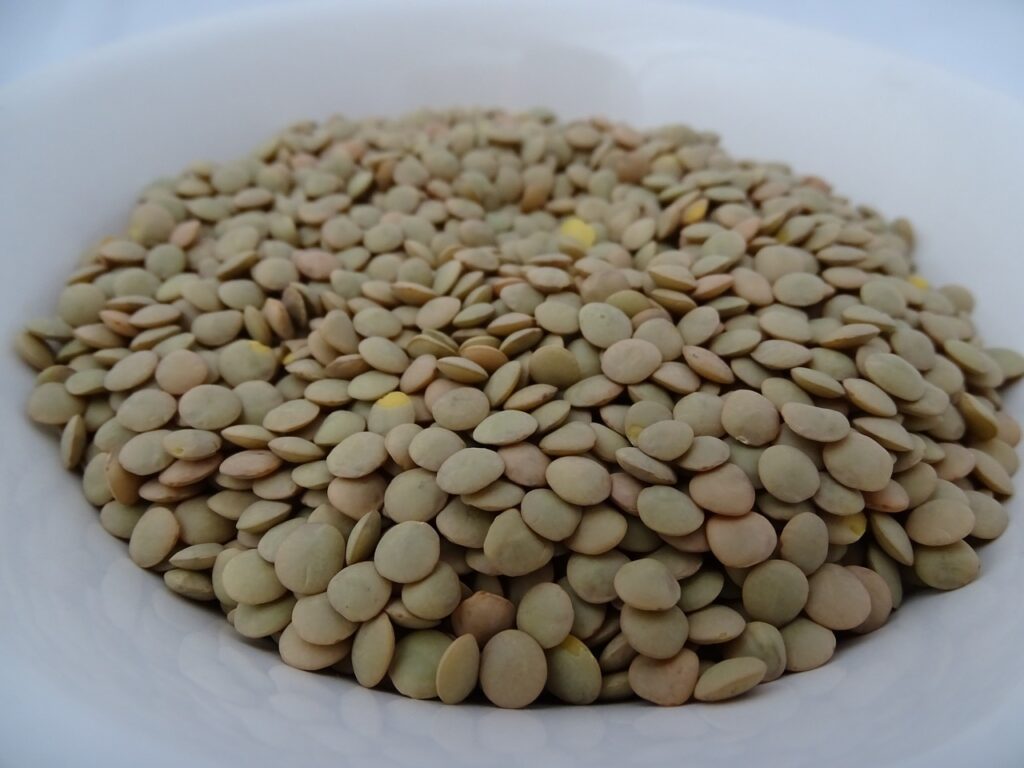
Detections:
[2, 0, 1023, 102]
[2, 2, 1024, 767]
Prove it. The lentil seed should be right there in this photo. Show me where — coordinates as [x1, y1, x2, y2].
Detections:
[19, 108, 1022, 711]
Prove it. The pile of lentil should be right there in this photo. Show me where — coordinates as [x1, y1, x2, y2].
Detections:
[18, 108, 1022, 708]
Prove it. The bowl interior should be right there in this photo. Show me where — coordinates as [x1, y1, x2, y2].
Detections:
[1, 2, 1023, 766]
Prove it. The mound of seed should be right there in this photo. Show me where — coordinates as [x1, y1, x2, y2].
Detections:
[19, 108, 1022, 709]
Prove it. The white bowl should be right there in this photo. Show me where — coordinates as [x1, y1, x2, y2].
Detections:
[2, 2, 1023, 766]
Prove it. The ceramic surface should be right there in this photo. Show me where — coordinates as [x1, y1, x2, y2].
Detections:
[1, 2, 1022, 766]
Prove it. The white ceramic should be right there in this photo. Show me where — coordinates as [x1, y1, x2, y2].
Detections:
[2, 2, 1023, 766]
